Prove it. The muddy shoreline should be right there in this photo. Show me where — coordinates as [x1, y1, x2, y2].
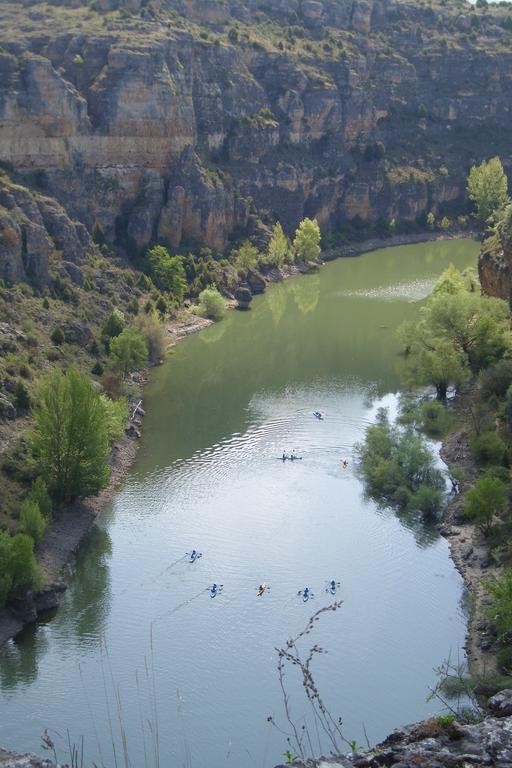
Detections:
[0, 230, 480, 649]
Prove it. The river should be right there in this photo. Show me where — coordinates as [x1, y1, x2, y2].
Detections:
[0, 239, 479, 767]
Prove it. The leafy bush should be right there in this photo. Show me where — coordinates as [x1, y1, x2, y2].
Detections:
[197, 287, 225, 321]
[293, 218, 321, 263]
[50, 326, 65, 346]
[135, 314, 166, 364]
[480, 360, 512, 399]
[465, 477, 506, 534]
[28, 477, 52, 519]
[102, 309, 125, 340]
[91, 361, 104, 377]
[472, 431, 507, 465]
[100, 395, 128, 443]
[486, 569, 512, 638]
[0, 532, 41, 605]
[497, 645, 512, 673]
[15, 381, 30, 411]
[20, 499, 47, 544]
[419, 401, 449, 436]
[356, 409, 445, 516]
[147, 246, 186, 302]
[109, 328, 148, 376]
[155, 295, 167, 316]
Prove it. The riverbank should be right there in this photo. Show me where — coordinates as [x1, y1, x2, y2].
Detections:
[0, 230, 478, 649]
[439, 388, 501, 677]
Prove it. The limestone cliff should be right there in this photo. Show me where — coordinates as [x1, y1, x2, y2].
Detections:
[1, 0, 512, 256]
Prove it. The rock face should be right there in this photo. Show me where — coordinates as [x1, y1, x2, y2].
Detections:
[479, 207, 512, 300]
[0, 172, 93, 288]
[0, 0, 512, 255]
[274, 701, 512, 768]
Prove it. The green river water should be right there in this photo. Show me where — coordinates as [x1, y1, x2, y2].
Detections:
[0, 239, 479, 767]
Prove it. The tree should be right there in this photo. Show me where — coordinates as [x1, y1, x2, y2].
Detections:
[233, 241, 260, 274]
[486, 569, 512, 638]
[32, 368, 110, 501]
[267, 222, 292, 267]
[135, 314, 166, 364]
[51, 326, 65, 346]
[398, 266, 510, 398]
[467, 156, 509, 222]
[15, 381, 30, 411]
[110, 328, 148, 377]
[102, 309, 125, 340]
[20, 499, 47, 544]
[293, 218, 321, 262]
[197, 287, 225, 321]
[28, 477, 52, 519]
[464, 477, 506, 534]
[147, 246, 187, 302]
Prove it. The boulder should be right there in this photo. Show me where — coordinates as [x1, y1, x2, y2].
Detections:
[62, 322, 93, 347]
[489, 690, 512, 718]
[235, 286, 253, 310]
[0, 394, 16, 421]
[246, 267, 266, 295]
[34, 588, 59, 614]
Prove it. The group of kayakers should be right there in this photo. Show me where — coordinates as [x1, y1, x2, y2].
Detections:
[188, 556, 341, 602]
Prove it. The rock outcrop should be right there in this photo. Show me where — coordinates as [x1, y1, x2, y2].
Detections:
[478, 206, 512, 300]
[0, 0, 512, 255]
[274, 695, 512, 767]
[0, 171, 93, 288]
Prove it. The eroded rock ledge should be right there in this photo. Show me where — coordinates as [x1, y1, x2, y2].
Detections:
[274, 691, 512, 768]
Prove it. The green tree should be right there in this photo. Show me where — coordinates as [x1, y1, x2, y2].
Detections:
[147, 246, 187, 302]
[464, 477, 506, 534]
[110, 328, 148, 376]
[467, 156, 509, 222]
[102, 309, 125, 340]
[99, 394, 128, 442]
[32, 368, 110, 501]
[233, 241, 260, 274]
[197, 286, 225, 321]
[51, 326, 65, 346]
[15, 381, 30, 411]
[399, 266, 510, 398]
[10, 534, 40, 591]
[28, 477, 52, 519]
[20, 499, 47, 544]
[267, 222, 292, 267]
[486, 569, 512, 637]
[293, 218, 321, 262]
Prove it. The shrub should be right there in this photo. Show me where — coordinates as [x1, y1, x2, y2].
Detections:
[42, 297, 50, 309]
[497, 645, 512, 673]
[465, 477, 506, 534]
[419, 401, 449, 436]
[109, 328, 148, 376]
[20, 499, 47, 544]
[486, 569, 512, 637]
[28, 477, 52, 519]
[50, 326, 65, 346]
[135, 314, 166, 363]
[147, 246, 186, 302]
[155, 295, 167, 316]
[127, 297, 139, 315]
[293, 218, 321, 263]
[198, 287, 225, 321]
[472, 431, 507, 465]
[480, 360, 512, 399]
[91, 362, 104, 376]
[100, 395, 128, 443]
[92, 221, 105, 246]
[144, 300, 154, 314]
[15, 381, 30, 411]
[102, 309, 125, 340]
